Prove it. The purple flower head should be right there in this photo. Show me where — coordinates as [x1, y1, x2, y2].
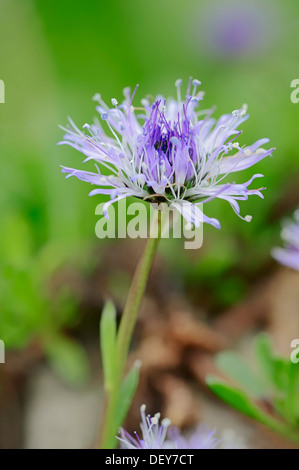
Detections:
[168, 425, 220, 450]
[118, 404, 220, 450]
[272, 209, 299, 271]
[118, 404, 174, 449]
[60, 79, 274, 229]
[196, 0, 279, 59]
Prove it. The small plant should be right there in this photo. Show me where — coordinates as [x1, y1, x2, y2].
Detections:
[61, 78, 273, 448]
[207, 333, 299, 443]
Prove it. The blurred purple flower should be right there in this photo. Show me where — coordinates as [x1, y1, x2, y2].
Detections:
[272, 209, 299, 271]
[60, 79, 273, 229]
[196, 0, 278, 58]
[118, 404, 220, 449]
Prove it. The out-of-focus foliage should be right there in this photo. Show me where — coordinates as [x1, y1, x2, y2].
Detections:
[207, 334, 299, 443]
[0, 0, 299, 376]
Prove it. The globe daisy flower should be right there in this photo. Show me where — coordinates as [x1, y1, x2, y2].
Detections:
[272, 209, 299, 271]
[60, 79, 273, 229]
[118, 404, 220, 449]
[196, 0, 277, 59]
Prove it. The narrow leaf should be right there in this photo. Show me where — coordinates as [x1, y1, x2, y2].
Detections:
[107, 361, 141, 449]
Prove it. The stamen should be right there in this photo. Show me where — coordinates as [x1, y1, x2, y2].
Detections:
[192, 79, 201, 96]
[92, 93, 101, 102]
[141, 98, 150, 107]
[129, 84, 139, 108]
[161, 418, 171, 428]
[134, 431, 142, 447]
[240, 104, 248, 116]
[186, 76, 192, 96]
[192, 79, 201, 87]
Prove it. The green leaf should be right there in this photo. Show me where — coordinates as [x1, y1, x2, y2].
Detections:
[100, 300, 117, 391]
[254, 333, 299, 427]
[255, 333, 276, 386]
[107, 361, 141, 449]
[287, 363, 299, 419]
[207, 375, 299, 443]
[206, 375, 270, 422]
[216, 351, 265, 398]
[255, 333, 288, 390]
[272, 360, 299, 425]
[273, 358, 293, 392]
[115, 362, 140, 429]
[45, 335, 90, 387]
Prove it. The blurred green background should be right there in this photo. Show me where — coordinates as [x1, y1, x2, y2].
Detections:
[1, 0, 299, 380]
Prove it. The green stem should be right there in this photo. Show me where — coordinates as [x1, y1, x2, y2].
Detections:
[116, 211, 161, 376]
[98, 211, 161, 449]
[260, 412, 299, 444]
